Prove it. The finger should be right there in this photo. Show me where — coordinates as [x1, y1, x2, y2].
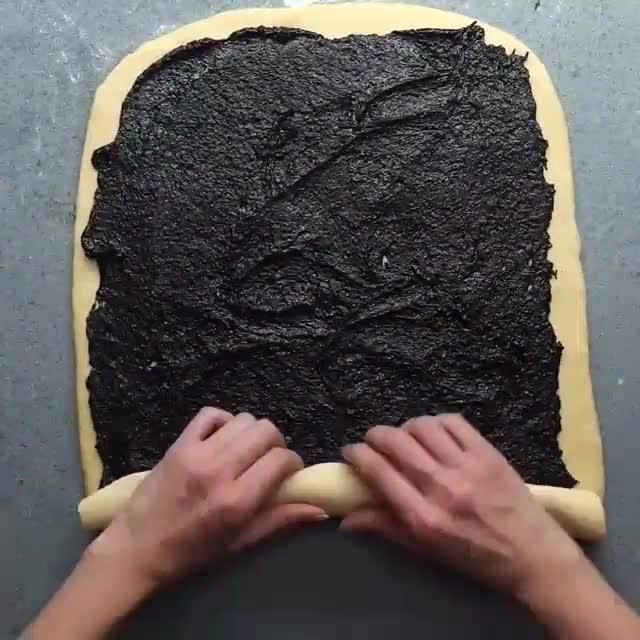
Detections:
[403, 416, 464, 466]
[224, 418, 286, 477]
[341, 508, 419, 552]
[436, 413, 494, 454]
[342, 442, 433, 524]
[181, 407, 234, 441]
[230, 504, 328, 552]
[236, 448, 304, 512]
[365, 425, 439, 488]
[204, 412, 256, 453]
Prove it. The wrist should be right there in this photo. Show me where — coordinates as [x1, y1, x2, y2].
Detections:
[27, 542, 155, 640]
[516, 545, 596, 621]
[515, 549, 640, 638]
[84, 523, 159, 604]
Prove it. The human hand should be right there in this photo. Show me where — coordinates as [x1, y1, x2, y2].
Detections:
[341, 414, 583, 601]
[89, 408, 327, 592]
[26, 409, 326, 639]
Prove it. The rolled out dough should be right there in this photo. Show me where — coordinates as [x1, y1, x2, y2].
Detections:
[73, 5, 604, 538]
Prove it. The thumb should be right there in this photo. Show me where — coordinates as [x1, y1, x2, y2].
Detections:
[231, 504, 328, 552]
[341, 508, 419, 552]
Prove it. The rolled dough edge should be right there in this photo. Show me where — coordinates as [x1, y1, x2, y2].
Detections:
[78, 463, 605, 542]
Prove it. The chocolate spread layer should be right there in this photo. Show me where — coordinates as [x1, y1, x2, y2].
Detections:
[83, 25, 574, 487]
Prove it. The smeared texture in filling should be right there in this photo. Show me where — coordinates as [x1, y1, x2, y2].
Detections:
[83, 25, 574, 488]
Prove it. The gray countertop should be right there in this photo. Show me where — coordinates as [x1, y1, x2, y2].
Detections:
[1, 0, 639, 637]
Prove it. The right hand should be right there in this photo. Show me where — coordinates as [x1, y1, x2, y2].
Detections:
[341, 414, 584, 602]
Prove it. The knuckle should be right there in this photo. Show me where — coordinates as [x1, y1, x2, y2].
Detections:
[443, 473, 475, 513]
[489, 458, 517, 487]
[406, 510, 425, 535]
[352, 444, 377, 475]
[365, 425, 395, 448]
[256, 418, 284, 443]
[403, 415, 434, 435]
[407, 461, 434, 490]
[176, 451, 224, 486]
[407, 507, 442, 538]
[183, 463, 212, 496]
[425, 514, 448, 538]
[275, 447, 303, 471]
[470, 450, 507, 481]
[481, 455, 502, 475]
[256, 417, 276, 431]
[167, 441, 190, 467]
[366, 424, 390, 439]
[402, 417, 423, 431]
[438, 413, 470, 434]
[213, 489, 246, 527]
[203, 406, 232, 422]
[451, 484, 474, 514]
[439, 412, 464, 423]
[202, 459, 228, 483]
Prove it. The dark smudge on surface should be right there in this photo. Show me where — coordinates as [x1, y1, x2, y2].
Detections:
[82, 25, 574, 488]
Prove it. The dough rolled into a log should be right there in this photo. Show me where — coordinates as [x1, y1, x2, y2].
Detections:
[78, 462, 605, 542]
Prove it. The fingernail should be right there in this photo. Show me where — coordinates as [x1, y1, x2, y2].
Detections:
[311, 512, 329, 521]
[341, 444, 354, 459]
[340, 520, 361, 533]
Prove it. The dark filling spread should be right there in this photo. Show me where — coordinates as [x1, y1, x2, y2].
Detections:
[82, 25, 575, 488]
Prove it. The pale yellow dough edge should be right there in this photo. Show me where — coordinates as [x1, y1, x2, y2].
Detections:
[78, 463, 606, 542]
[73, 4, 604, 537]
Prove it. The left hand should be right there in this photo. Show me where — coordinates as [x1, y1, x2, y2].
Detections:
[91, 408, 327, 590]
[28, 408, 326, 639]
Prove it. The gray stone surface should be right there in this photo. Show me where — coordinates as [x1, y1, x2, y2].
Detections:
[1, 0, 638, 637]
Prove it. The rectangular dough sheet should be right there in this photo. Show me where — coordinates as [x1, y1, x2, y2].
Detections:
[73, 4, 604, 499]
